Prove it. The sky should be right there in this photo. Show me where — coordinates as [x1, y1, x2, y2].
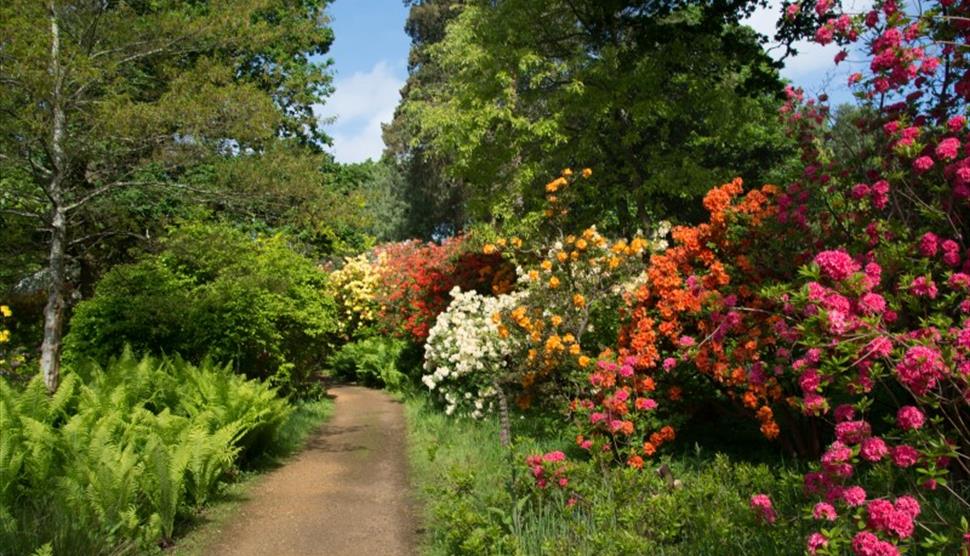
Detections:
[315, 1, 411, 164]
[317, 0, 872, 164]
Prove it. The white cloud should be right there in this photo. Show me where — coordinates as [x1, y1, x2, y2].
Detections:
[316, 61, 404, 163]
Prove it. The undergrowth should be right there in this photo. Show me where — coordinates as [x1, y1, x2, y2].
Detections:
[0, 351, 314, 556]
[404, 397, 811, 555]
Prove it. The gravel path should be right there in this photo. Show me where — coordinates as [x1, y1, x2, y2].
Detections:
[203, 385, 418, 556]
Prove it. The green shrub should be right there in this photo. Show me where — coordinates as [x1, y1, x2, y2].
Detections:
[0, 352, 290, 555]
[64, 222, 339, 394]
[328, 337, 410, 390]
[405, 397, 809, 555]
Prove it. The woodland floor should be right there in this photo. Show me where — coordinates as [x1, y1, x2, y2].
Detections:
[198, 385, 419, 556]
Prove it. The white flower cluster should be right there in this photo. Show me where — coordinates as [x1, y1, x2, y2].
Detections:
[650, 220, 672, 252]
[422, 286, 525, 418]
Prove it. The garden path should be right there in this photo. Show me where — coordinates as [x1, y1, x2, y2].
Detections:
[202, 385, 418, 556]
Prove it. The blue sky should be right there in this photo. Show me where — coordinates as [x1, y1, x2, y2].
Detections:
[316, 0, 411, 163]
[318, 0, 871, 163]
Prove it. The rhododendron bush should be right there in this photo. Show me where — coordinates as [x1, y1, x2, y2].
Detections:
[326, 253, 382, 340]
[484, 170, 664, 412]
[372, 237, 513, 343]
[423, 287, 526, 417]
[516, 0, 970, 550]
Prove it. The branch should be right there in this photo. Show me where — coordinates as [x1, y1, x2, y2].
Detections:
[0, 208, 44, 221]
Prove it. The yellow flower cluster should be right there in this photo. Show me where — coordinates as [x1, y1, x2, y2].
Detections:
[327, 254, 381, 337]
[542, 168, 592, 218]
[0, 305, 10, 344]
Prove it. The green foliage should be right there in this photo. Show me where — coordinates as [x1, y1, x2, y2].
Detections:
[0, 352, 291, 556]
[388, 0, 794, 236]
[63, 222, 339, 394]
[328, 337, 411, 391]
[405, 397, 809, 555]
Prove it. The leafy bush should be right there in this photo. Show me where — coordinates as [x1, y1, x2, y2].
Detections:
[405, 398, 808, 555]
[64, 222, 339, 394]
[0, 351, 290, 555]
[328, 337, 411, 391]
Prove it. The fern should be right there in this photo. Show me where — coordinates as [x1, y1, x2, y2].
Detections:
[0, 352, 292, 555]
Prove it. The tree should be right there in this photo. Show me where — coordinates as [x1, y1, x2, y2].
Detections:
[0, 1, 334, 392]
[389, 0, 794, 236]
[383, 0, 469, 239]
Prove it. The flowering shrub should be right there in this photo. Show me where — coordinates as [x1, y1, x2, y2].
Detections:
[524, 451, 571, 491]
[326, 253, 381, 339]
[613, 179, 796, 453]
[422, 287, 526, 417]
[374, 237, 512, 343]
[510, 0, 970, 547]
[485, 172, 657, 409]
[569, 354, 677, 469]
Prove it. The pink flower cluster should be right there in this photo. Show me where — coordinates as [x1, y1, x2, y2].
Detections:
[815, 250, 861, 282]
[851, 531, 900, 556]
[895, 345, 946, 395]
[866, 496, 920, 539]
[525, 451, 569, 489]
[749, 493, 776, 524]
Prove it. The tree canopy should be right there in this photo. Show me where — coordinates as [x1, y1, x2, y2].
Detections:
[386, 0, 795, 236]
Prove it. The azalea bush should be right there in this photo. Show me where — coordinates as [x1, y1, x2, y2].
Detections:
[373, 237, 513, 343]
[423, 287, 526, 417]
[484, 169, 661, 411]
[326, 253, 382, 340]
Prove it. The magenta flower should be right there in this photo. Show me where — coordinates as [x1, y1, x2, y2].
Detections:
[834, 404, 856, 423]
[807, 532, 828, 555]
[865, 336, 893, 359]
[896, 406, 925, 430]
[909, 276, 938, 299]
[843, 485, 867, 507]
[836, 420, 871, 445]
[896, 345, 946, 394]
[871, 180, 890, 209]
[913, 155, 934, 173]
[891, 445, 919, 468]
[858, 292, 886, 315]
[852, 530, 900, 556]
[919, 232, 939, 256]
[813, 502, 838, 521]
[749, 493, 777, 524]
[949, 272, 970, 291]
[860, 436, 889, 462]
[867, 498, 894, 530]
[852, 183, 871, 199]
[894, 496, 920, 519]
[815, 250, 861, 281]
[935, 137, 961, 161]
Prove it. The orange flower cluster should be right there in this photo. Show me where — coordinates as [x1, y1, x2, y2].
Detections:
[620, 179, 787, 439]
[484, 195, 650, 409]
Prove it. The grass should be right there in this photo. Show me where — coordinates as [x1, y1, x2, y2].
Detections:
[404, 396, 811, 556]
[168, 397, 334, 556]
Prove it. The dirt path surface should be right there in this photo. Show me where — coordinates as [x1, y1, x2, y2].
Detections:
[204, 385, 418, 556]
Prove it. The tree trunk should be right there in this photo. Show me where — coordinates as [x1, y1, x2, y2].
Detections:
[40, 2, 66, 394]
[494, 380, 511, 448]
